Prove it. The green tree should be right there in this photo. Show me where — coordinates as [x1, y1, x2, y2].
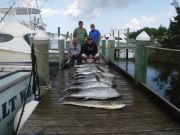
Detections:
[129, 26, 167, 42]
[162, 7, 180, 49]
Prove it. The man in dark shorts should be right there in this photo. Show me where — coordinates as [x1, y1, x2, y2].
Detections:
[81, 37, 100, 64]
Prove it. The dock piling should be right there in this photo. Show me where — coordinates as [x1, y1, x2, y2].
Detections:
[134, 31, 150, 83]
[34, 31, 50, 87]
[66, 37, 71, 51]
[58, 27, 60, 37]
[108, 36, 115, 62]
[58, 35, 65, 69]
[101, 37, 106, 56]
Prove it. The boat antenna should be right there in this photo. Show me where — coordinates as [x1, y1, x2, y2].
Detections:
[40, 0, 48, 9]
[35, 0, 43, 28]
[0, 1, 16, 23]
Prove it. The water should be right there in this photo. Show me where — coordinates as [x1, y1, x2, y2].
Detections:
[115, 60, 180, 108]
[50, 40, 58, 49]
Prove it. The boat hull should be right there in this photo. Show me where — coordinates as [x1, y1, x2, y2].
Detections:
[0, 49, 31, 62]
[0, 71, 33, 135]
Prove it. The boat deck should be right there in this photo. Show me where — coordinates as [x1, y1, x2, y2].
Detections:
[19, 63, 180, 135]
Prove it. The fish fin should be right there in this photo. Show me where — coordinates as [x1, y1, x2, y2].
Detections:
[83, 97, 89, 100]
[64, 88, 80, 92]
[63, 88, 69, 92]
[96, 65, 106, 72]
[96, 72, 105, 79]
[95, 74, 101, 82]
[58, 94, 69, 102]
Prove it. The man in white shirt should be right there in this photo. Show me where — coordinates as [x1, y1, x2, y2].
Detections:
[68, 38, 81, 66]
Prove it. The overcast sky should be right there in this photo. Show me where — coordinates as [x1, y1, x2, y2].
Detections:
[0, 0, 179, 35]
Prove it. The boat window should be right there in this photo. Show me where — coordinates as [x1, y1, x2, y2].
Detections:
[0, 33, 14, 43]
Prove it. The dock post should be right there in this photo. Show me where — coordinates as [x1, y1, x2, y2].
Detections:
[58, 27, 60, 37]
[134, 31, 150, 83]
[126, 28, 130, 60]
[66, 37, 71, 51]
[126, 49, 129, 60]
[101, 37, 106, 56]
[34, 31, 50, 86]
[118, 31, 120, 47]
[70, 33, 73, 40]
[127, 28, 130, 44]
[112, 30, 114, 37]
[108, 36, 115, 62]
[58, 35, 65, 69]
[66, 31, 70, 39]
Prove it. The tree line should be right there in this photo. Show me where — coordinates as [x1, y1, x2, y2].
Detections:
[129, 7, 180, 49]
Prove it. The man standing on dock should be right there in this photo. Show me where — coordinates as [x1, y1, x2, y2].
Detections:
[89, 24, 101, 47]
[73, 21, 88, 46]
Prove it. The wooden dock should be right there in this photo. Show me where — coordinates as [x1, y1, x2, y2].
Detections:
[19, 63, 180, 135]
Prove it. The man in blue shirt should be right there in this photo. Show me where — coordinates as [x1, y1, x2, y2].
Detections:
[89, 24, 101, 46]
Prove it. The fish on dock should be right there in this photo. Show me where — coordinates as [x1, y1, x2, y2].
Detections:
[96, 72, 116, 79]
[73, 77, 114, 85]
[60, 100, 126, 109]
[72, 71, 101, 76]
[73, 73, 103, 81]
[74, 64, 96, 68]
[96, 65, 110, 72]
[73, 73, 96, 80]
[73, 70, 102, 75]
[64, 81, 112, 91]
[74, 67, 98, 72]
[60, 87, 121, 100]
[74, 65, 109, 73]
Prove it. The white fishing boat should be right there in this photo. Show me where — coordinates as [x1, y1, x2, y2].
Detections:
[0, 0, 46, 62]
[0, 0, 47, 134]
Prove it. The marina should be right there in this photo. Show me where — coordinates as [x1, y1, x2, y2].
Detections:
[1, 24, 180, 135]
[18, 31, 180, 134]
[0, 0, 180, 135]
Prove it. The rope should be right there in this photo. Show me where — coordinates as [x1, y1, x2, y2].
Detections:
[31, 43, 41, 99]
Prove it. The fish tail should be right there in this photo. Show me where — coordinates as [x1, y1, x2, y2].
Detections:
[95, 74, 100, 82]
[96, 65, 103, 72]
